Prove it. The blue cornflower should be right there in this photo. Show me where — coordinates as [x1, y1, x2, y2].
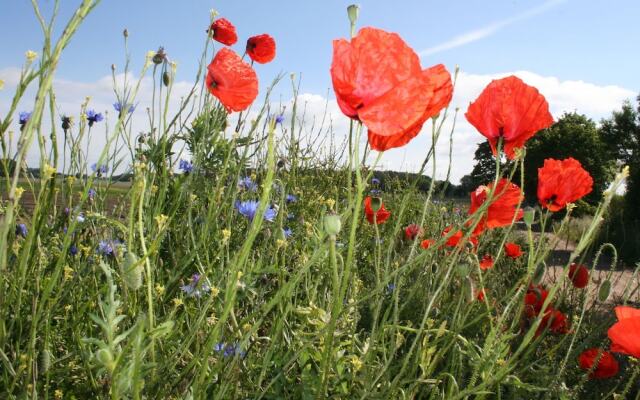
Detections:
[370, 189, 382, 196]
[235, 200, 277, 222]
[76, 212, 86, 223]
[91, 163, 108, 176]
[275, 114, 285, 125]
[180, 273, 211, 298]
[371, 177, 380, 185]
[15, 223, 28, 238]
[238, 176, 258, 192]
[113, 101, 135, 114]
[19, 111, 32, 126]
[97, 240, 114, 256]
[386, 283, 396, 294]
[86, 110, 104, 127]
[236, 200, 259, 221]
[88, 188, 97, 200]
[263, 205, 277, 222]
[69, 244, 78, 256]
[214, 342, 245, 358]
[285, 194, 297, 203]
[179, 159, 193, 173]
[283, 227, 293, 239]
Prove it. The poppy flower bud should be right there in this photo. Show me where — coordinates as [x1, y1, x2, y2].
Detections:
[347, 4, 360, 24]
[61, 116, 72, 131]
[324, 214, 342, 237]
[162, 71, 171, 87]
[152, 47, 166, 65]
[369, 197, 382, 212]
[123, 29, 129, 38]
[523, 207, 535, 226]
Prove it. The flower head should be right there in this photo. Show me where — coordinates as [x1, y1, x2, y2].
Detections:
[86, 110, 104, 127]
[285, 194, 297, 203]
[19, 111, 32, 126]
[179, 159, 193, 173]
[403, 224, 422, 241]
[537, 158, 593, 212]
[97, 240, 115, 257]
[235, 200, 276, 222]
[209, 18, 237, 45]
[181, 273, 211, 298]
[568, 263, 589, 288]
[465, 75, 553, 159]
[479, 254, 494, 270]
[238, 176, 258, 192]
[88, 188, 97, 200]
[91, 163, 108, 176]
[504, 242, 523, 258]
[283, 227, 293, 239]
[468, 179, 524, 234]
[607, 306, 640, 358]
[331, 27, 453, 151]
[371, 177, 380, 185]
[246, 34, 276, 64]
[113, 101, 135, 114]
[275, 114, 285, 125]
[536, 308, 570, 336]
[420, 239, 434, 249]
[206, 48, 258, 112]
[364, 196, 391, 224]
[578, 349, 619, 379]
[15, 223, 28, 238]
[214, 342, 245, 357]
[524, 284, 550, 318]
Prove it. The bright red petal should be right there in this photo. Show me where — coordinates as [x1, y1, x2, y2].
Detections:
[207, 48, 259, 112]
[465, 75, 553, 159]
[608, 317, 640, 358]
[247, 34, 276, 64]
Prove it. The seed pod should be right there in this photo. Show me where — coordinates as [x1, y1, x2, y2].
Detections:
[162, 71, 171, 87]
[324, 214, 342, 236]
[152, 47, 166, 65]
[598, 280, 611, 302]
[122, 252, 142, 290]
[40, 349, 51, 373]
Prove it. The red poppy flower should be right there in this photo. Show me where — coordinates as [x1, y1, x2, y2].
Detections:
[441, 226, 478, 249]
[331, 27, 452, 151]
[246, 34, 276, 64]
[524, 284, 550, 318]
[537, 158, 594, 212]
[536, 308, 569, 336]
[364, 196, 391, 224]
[608, 306, 640, 358]
[504, 242, 523, 258]
[578, 348, 619, 379]
[477, 288, 487, 302]
[465, 76, 553, 159]
[210, 18, 238, 46]
[420, 239, 434, 249]
[568, 263, 589, 288]
[404, 224, 422, 240]
[479, 254, 494, 270]
[206, 48, 259, 113]
[468, 179, 524, 234]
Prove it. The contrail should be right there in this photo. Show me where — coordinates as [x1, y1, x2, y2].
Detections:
[419, 0, 567, 57]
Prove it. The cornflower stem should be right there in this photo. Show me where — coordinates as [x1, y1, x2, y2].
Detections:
[137, 175, 155, 357]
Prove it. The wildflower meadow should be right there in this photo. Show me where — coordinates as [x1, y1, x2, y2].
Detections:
[1, 1, 639, 399]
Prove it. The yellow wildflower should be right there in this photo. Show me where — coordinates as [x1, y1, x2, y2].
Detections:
[25, 50, 38, 62]
[63, 265, 74, 281]
[172, 298, 183, 307]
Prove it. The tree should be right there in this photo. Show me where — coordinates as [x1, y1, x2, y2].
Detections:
[599, 95, 640, 220]
[459, 141, 504, 192]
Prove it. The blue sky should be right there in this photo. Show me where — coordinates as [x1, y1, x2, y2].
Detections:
[1, 0, 638, 181]
[2, 0, 638, 93]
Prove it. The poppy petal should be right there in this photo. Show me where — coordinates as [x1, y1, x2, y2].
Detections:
[206, 48, 259, 112]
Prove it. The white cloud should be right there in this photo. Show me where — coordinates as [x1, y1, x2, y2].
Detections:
[0, 67, 635, 183]
[419, 0, 567, 57]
